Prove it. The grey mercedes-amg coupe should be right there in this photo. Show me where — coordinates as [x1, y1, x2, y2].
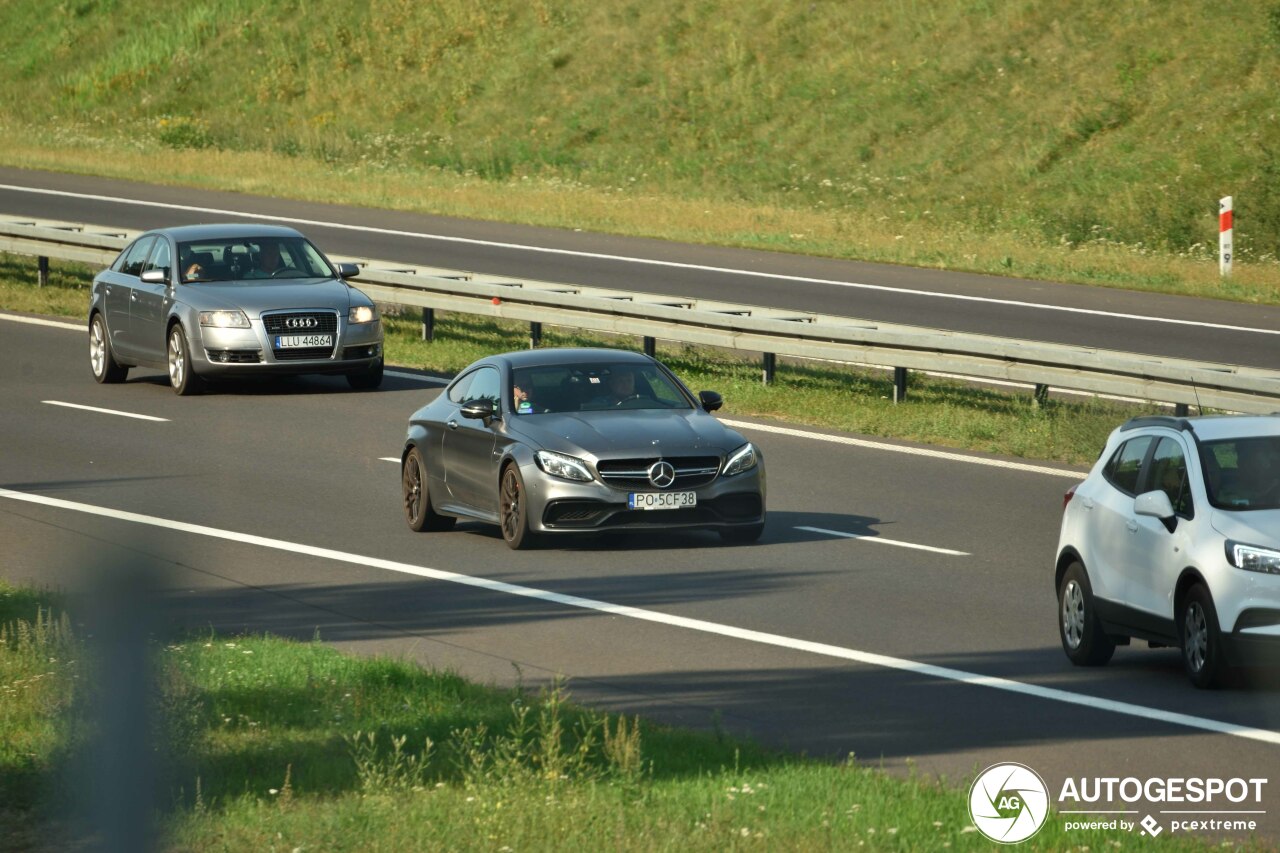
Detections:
[401, 348, 766, 548]
[88, 223, 383, 395]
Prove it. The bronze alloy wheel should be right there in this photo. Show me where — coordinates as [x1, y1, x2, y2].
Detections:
[500, 464, 534, 549]
[402, 447, 455, 532]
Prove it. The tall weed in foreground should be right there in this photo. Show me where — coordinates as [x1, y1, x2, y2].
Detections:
[448, 681, 644, 791]
[0, 601, 80, 818]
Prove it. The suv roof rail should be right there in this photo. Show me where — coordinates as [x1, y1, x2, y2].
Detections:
[1119, 415, 1194, 432]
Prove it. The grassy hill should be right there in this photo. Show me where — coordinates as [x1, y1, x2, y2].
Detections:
[2, 0, 1279, 298]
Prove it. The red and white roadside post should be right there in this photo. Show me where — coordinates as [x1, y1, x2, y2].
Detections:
[1220, 195, 1233, 277]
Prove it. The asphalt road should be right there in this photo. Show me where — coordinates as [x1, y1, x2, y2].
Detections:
[4, 166, 1280, 372]
[3, 314, 1278, 840]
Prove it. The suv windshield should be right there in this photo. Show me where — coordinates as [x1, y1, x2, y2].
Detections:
[178, 237, 334, 283]
[510, 362, 692, 414]
[1201, 436, 1280, 510]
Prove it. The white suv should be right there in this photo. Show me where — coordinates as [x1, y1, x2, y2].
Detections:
[1056, 415, 1280, 687]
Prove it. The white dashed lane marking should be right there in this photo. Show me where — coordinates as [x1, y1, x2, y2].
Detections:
[42, 400, 168, 422]
[795, 525, 969, 556]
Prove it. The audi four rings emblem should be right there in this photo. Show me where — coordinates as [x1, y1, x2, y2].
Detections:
[285, 317, 318, 329]
[647, 461, 676, 489]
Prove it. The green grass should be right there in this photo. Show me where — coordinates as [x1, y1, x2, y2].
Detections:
[0, 581, 1244, 851]
[1, 1, 1280, 302]
[1, 253, 1160, 465]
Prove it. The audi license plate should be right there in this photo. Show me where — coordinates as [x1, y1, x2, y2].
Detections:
[628, 491, 696, 510]
[275, 334, 333, 348]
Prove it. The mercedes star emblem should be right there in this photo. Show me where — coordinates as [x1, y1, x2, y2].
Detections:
[647, 460, 676, 489]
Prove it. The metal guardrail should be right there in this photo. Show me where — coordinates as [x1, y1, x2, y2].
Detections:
[3, 216, 1280, 414]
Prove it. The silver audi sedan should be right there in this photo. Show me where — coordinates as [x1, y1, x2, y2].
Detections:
[88, 223, 383, 394]
[401, 348, 767, 548]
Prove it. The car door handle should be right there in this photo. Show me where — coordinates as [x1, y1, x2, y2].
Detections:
[1125, 520, 1138, 533]
[447, 419, 459, 430]
[1081, 497, 1094, 510]
[130, 291, 139, 301]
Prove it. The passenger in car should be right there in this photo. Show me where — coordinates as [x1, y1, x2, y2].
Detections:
[182, 250, 215, 282]
[513, 381, 535, 414]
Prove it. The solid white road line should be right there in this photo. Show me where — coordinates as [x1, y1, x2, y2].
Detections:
[2, 486, 1277, 747]
[0, 314, 81, 331]
[3, 183, 1277, 337]
[795, 525, 969, 556]
[385, 370, 448, 384]
[42, 400, 168, 422]
[721, 418, 1084, 479]
[0, 315, 449, 386]
[378, 457, 399, 463]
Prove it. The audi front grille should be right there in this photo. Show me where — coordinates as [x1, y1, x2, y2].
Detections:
[262, 310, 339, 361]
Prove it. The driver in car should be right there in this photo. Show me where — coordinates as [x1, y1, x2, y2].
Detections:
[593, 367, 640, 406]
[244, 241, 287, 278]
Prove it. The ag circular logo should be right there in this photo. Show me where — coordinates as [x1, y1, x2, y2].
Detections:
[968, 763, 1050, 844]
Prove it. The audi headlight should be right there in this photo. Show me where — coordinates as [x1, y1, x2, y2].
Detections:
[723, 443, 758, 476]
[349, 305, 378, 324]
[198, 310, 250, 328]
[1226, 540, 1280, 575]
[535, 450, 593, 482]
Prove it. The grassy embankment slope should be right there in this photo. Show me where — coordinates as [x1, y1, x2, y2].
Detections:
[0, 1, 1278, 301]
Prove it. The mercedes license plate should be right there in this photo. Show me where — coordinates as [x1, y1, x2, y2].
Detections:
[275, 334, 332, 348]
[628, 491, 696, 510]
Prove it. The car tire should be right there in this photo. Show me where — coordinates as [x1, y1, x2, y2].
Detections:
[499, 463, 536, 550]
[347, 358, 384, 390]
[402, 447, 455, 532]
[1058, 561, 1116, 667]
[89, 313, 128, 384]
[719, 521, 765, 544]
[167, 324, 204, 396]
[1179, 583, 1227, 689]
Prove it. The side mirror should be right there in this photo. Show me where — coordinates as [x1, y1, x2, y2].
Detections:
[460, 398, 498, 423]
[1134, 490, 1176, 527]
[336, 262, 360, 279]
[140, 269, 167, 284]
[698, 390, 723, 412]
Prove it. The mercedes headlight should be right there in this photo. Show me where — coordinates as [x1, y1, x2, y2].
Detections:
[1226, 541, 1280, 575]
[723, 443, 758, 476]
[535, 450, 593, 482]
[349, 305, 378, 324]
[198, 310, 250, 328]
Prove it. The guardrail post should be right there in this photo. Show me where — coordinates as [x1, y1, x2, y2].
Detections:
[643, 336, 656, 357]
[893, 367, 908, 403]
[1034, 384, 1050, 407]
[762, 352, 776, 385]
[1175, 403, 1189, 417]
[530, 322, 542, 349]
[38, 255, 49, 287]
[421, 308, 435, 342]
